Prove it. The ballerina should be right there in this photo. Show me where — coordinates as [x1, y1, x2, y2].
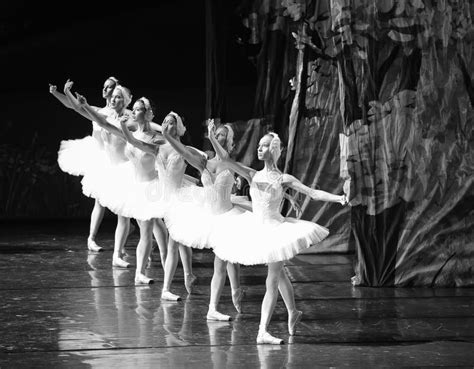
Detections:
[161, 119, 244, 320]
[63, 81, 142, 270]
[77, 92, 171, 284]
[120, 111, 197, 300]
[210, 130, 347, 344]
[50, 76, 118, 252]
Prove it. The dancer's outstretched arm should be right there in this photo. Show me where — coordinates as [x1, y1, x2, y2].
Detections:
[282, 174, 347, 205]
[74, 93, 125, 138]
[162, 125, 207, 173]
[207, 120, 256, 183]
[149, 122, 163, 133]
[119, 120, 165, 155]
[49, 84, 75, 109]
[62, 80, 105, 121]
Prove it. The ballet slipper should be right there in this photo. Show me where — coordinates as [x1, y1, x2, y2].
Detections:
[135, 273, 154, 285]
[112, 257, 130, 268]
[161, 290, 181, 301]
[288, 310, 302, 336]
[87, 239, 103, 252]
[206, 309, 231, 321]
[256, 331, 284, 345]
[231, 287, 244, 313]
[184, 274, 197, 294]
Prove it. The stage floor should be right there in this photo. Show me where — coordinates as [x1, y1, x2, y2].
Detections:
[1, 220, 473, 368]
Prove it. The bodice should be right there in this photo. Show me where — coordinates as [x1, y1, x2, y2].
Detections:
[249, 175, 285, 224]
[201, 169, 235, 214]
[124, 131, 157, 182]
[101, 113, 128, 164]
[156, 149, 186, 195]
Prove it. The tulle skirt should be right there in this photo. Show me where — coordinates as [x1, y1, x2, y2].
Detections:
[212, 213, 329, 265]
[81, 160, 165, 221]
[164, 185, 215, 249]
[57, 135, 104, 177]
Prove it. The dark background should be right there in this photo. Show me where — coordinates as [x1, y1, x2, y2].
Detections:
[0, 0, 255, 149]
[0, 1, 256, 218]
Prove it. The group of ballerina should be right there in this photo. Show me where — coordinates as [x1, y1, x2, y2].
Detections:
[49, 76, 347, 345]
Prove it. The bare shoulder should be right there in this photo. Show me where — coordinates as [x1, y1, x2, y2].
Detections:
[281, 173, 297, 184]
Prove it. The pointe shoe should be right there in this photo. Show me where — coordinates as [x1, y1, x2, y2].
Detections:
[112, 257, 130, 268]
[161, 290, 181, 301]
[135, 273, 154, 285]
[87, 240, 103, 252]
[184, 274, 197, 294]
[256, 331, 284, 345]
[206, 310, 231, 321]
[288, 310, 303, 336]
[232, 287, 244, 313]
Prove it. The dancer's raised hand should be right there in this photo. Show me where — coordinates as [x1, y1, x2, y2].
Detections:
[75, 93, 87, 106]
[207, 119, 216, 136]
[49, 84, 57, 94]
[64, 79, 74, 93]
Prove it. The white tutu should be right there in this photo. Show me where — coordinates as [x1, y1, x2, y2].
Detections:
[164, 185, 215, 248]
[57, 135, 104, 177]
[82, 158, 165, 221]
[212, 212, 329, 265]
[212, 175, 330, 265]
[164, 169, 247, 250]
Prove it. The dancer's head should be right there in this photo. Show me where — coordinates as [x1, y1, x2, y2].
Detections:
[132, 97, 154, 123]
[110, 85, 132, 112]
[163, 111, 186, 137]
[257, 132, 281, 164]
[214, 124, 235, 153]
[102, 76, 119, 99]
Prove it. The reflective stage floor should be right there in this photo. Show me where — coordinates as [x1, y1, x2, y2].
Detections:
[0, 220, 473, 368]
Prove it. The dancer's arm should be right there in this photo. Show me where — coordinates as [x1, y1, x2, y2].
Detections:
[119, 119, 163, 155]
[149, 122, 163, 133]
[282, 174, 347, 205]
[63, 80, 103, 121]
[49, 84, 74, 109]
[162, 125, 207, 172]
[207, 119, 256, 183]
[75, 93, 125, 138]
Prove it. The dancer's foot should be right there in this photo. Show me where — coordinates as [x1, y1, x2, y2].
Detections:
[288, 310, 303, 336]
[161, 290, 181, 301]
[135, 273, 154, 285]
[231, 287, 244, 313]
[206, 309, 231, 321]
[256, 331, 284, 345]
[112, 257, 130, 268]
[184, 274, 197, 294]
[87, 239, 103, 252]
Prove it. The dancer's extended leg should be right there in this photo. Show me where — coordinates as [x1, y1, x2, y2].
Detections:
[179, 244, 196, 294]
[135, 219, 154, 285]
[152, 218, 168, 269]
[207, 256, 231, 321]
[227, 262, 243, 313]
[112, 216, 130, 268]
[161, 237, 181, 301]
[257, 261, 284, 344]
[278, 267, 302, 335]
[87, 199, 105, 252]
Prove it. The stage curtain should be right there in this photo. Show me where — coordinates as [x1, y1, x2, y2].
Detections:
[237, 0, 474, 286]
